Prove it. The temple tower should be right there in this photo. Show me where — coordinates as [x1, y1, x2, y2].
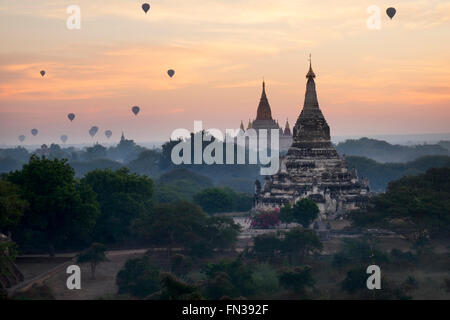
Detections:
[254, 59, 369, 219]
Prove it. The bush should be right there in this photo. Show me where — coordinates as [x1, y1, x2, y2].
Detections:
[202, 259, 254, 298]
[170, 254, 192, 277]
[341, 267, 367, 294]
[252, 264, 279, 295]
[390, 248, 417, 265]
[116, 256, 160, 298]
[332, 239, 389, 269]
[278, 265, 315, 294]
[252, 233, 282, 262]
[250, 209, 280, 229]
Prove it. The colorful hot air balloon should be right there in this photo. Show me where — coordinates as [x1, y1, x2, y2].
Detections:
[105, 130, 112, 139]
[167, 69, 175, 78]
[40, 70, 46, 77]
[386, 7, 396, 19]
[61, 135, 68, 143]
[31, 129, 38, 136]
[18, 135, 25, 143]
[89, 126, 99, 137]
[132, 106, 140, 116]
[68, 113, 75, 122]
[142, 3, 150, 13]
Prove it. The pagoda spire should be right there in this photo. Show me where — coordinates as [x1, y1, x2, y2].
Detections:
[303, 55, 319, 109]
[256, 80, 273, 120]
[247, 118, 252, 129]
[240, 120, 245, 131]
[292, 57, 330, 142]
[306, 53, 316, 79]
[284, 118, 291, 136]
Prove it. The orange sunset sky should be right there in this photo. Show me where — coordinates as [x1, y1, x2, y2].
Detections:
[0, 0, 449, 145]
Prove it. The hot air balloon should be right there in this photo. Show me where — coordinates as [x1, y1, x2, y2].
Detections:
[386, 7, 396, 19]
[105, 130, 112, 139]
[31, 129, 38, 136]
[68, 113, 75, 122]
[61, 135, 68, 143]
[89, 126, 99, 137]
[18, 135, 25, 143]
[142, 3, 150, 14]
[40, 70, 46, 77]
[132, 106, 140, 116]
[167, 69, 175, 78]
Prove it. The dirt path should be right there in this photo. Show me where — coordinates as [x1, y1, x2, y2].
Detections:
[44, 249, 148, 300]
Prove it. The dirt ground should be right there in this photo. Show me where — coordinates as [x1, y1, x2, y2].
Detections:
[42, 250, 146, 300]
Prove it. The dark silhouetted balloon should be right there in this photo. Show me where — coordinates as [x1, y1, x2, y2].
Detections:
[40, 70, 46, 77]
[167, 69, 175, 78]
[68, 113, 75, 122]
[89, 126, 99, 137]
[61, 135, 68, 143]
[386, 7, 396, 19]
[18, 135, 25, 143]
[142, 3, 150, 13]
[31, 129, 38, 136]
[132, 106, 140, 116]
[105, 130, 112, 139]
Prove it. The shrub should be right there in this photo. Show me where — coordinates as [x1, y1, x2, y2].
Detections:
[116, 256, 160, 298]
[250, 209, 280, 229]
[278, 265, 315, 294]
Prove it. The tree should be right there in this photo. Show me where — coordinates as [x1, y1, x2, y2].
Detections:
[170, 254, 192, 277]
[159, 272, 201, 300]
[282, 228, 323, 263]
[279, 203, 293, 228]
[7, 156, 100, 255]
[202, 258, 254, 298]
[278, 265, 315, 294]
[81, 168, 154, 244]
[116, 255, 160, 298]
[133, 201, 207, 258]
[133, 201, 239, 258]
[77, 243, 108, 279]
[193, 187, 233, 214]
[291, 198, 319, 228]
[128, 149, 162, 178]
[252, 233, 282, 263]
[341, 267, 367, 294]
[349, 167, 450, 236]
[332, 238, 389, 270]
[0, 180, 27, 232]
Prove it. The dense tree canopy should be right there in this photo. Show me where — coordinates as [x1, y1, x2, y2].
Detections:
[349, 167, 450, 236]
[133, 201, 240, 256]
[81, 168, 154, 244]
[0, 180, 27, 232]
[7, 155, 100, 254]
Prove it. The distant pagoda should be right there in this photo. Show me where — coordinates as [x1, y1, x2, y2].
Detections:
[240, 81, 293, 151]
[254, 59, 370, 218]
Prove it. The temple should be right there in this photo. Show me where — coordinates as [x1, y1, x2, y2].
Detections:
[240, 81, 293, 151]
[254, 59, 370, 219]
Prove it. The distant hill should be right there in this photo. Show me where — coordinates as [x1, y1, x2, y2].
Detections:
[346, 155, 450, 192]
[336, 137, 448, 163]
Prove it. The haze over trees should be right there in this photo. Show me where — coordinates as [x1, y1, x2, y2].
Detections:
[336, 137, 449, 163]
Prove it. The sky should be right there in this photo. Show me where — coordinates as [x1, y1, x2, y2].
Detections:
[0, 0, 449, 145]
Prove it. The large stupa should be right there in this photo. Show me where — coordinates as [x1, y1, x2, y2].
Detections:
[254, 60, 370, 219]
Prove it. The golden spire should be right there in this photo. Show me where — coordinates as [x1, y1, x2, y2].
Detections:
[240, 120, 245, 131]
[247, 118, 252, 129]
